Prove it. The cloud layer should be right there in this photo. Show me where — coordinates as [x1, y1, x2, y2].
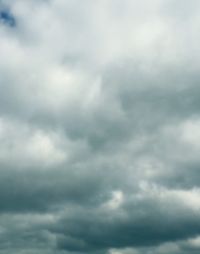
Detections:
[1, 0, 200, 253]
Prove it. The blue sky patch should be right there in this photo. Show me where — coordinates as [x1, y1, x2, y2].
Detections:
[0, 10, 16, 27]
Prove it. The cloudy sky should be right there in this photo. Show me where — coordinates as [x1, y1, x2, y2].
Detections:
[1, 0, 200, 253]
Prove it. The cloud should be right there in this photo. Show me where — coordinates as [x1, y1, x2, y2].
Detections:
[1, 0, 200, 253]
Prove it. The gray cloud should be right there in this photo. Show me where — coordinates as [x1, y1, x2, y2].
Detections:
[1, 0, 200, 253]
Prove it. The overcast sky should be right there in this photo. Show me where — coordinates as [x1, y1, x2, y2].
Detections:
[1, 0, 200, 253]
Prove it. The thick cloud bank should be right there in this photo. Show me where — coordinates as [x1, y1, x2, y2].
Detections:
[1, 0, 200, 253]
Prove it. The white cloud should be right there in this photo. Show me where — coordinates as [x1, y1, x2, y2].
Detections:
[0, 117, 66, 167]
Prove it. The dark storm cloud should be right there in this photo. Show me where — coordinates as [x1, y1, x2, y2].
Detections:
[0, 167, 106, 212]
[51, 185, 200, 252]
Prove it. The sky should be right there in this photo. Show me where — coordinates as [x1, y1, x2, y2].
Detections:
[0, 0, 200, 253]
